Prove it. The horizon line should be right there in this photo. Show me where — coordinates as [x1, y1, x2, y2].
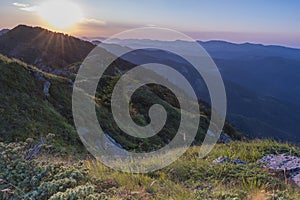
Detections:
[1, 24, 300, 50]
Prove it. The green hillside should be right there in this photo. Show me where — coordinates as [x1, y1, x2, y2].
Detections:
[0, 55, 82, 152]
[0, 54, 241, 153]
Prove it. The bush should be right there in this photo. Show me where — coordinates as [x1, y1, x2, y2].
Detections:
[0, 141, 108, 200]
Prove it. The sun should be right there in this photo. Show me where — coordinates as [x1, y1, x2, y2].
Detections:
[38, 0, 83, 30]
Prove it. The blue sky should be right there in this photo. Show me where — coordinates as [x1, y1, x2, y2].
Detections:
[1, 0, 300, 47]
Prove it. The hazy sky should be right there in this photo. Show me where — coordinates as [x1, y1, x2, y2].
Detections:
[1, 0, 300, 47]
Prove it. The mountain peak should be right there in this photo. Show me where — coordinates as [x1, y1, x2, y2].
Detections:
[0, 24, 95, 69]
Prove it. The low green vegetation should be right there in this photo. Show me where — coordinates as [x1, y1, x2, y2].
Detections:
[0, 139, 299, 199]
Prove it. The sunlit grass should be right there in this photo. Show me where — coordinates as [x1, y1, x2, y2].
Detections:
[85, 140, 300, 199]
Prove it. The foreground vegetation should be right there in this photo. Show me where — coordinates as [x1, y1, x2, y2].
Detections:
[1, 139, 299, 199]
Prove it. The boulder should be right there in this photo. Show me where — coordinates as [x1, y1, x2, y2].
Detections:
[258, 154, 300, 171]
[43, 81, 51, 97]
[259, 154, 300, 187]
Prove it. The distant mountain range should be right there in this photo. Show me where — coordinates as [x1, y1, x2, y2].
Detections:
[104, 39, 300, 143]
[1, 25, 299, 143]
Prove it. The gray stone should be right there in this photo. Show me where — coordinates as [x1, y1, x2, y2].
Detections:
[212, 156, 247, 165]
[43, 81, 51, 97]
[218, 133, 232, 143]
[258, 154, 300, 171]
[291, 170, 300, 187]
[212, 156, 230, 164]
[103, 134, 129, 157]
[40, 65, 50, 73]
[33, 71, 46, 81]
[52, 69, 63, 75]
[233, 159, 247, 165]
[68, 79, 73, 85]
[258, 154, 300, 187]
[33, 71, 52, 97]
[104, 134, 123, 149]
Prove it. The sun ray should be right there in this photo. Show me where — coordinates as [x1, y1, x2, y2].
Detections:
[44, 33, 55, 54]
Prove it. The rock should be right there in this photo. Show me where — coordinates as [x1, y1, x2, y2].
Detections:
[218, 133, 232, 143]
[40, 65, 51, 73]
[68, 79, 73, 85]
[291, 171, 300, 187]
[212, 156, 230, 164]
[104, 134, 123, 149]
[33, 71, 46, 81]
[233, 159, 247, 165]
[212, 156, 247, 165]
[258, 154, 300, 171]
[103, 134, 129, 157]
[33, 71, 51, 97]
[52, 69, 63, 75]
[43, 81, 51, 96]
[258, 154, 300, 187]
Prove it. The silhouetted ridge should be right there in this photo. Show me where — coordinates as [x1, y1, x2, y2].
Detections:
[0, 24, 95, 69]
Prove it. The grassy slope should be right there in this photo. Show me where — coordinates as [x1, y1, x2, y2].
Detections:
[0, 54, 242, 153]
[0, 55, 82, 153]
[1, 140, 299, 199]
[86, 140, 300, 199]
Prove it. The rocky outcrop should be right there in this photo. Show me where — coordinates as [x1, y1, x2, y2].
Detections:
[291, 171, 300, 187]
[259, 154, 300, 187]
[43, 81, 51, 97]
[33, 71, 45, 81]
[33, 71, 51, 97]
[212, 154, 300, 188]
[259, 154, 300, 171]
[39, 65, 72, 76]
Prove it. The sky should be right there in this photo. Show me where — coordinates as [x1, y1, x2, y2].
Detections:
[1, 0, 300, 48]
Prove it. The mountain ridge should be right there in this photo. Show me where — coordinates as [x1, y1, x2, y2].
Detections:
[100, 38, 300, 143]
[0, 25, 95, 70]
